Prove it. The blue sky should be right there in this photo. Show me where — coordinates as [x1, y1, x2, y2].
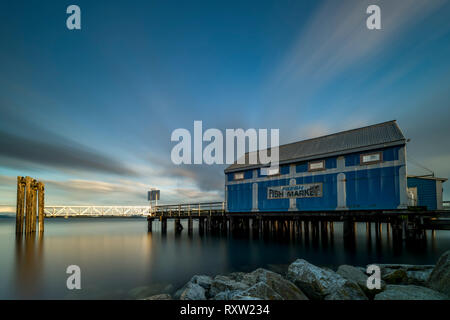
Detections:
[1, 0, 450, 210]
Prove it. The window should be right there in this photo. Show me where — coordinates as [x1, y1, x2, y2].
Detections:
[234, 172, 244, 180]
[308, 160, 325, 171]
[261, 167, 279, 176]
[360, 152, 382, 165]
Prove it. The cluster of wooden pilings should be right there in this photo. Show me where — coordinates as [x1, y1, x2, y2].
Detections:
[147, 213, 428, 243]
[16, 176, 45, 234]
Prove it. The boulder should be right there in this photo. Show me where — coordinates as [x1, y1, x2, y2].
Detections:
[190, 275, 213, 290]
[375, 264, 435, 285]
[286, 259, 367, 300]
[179, 282, 207, 300]
[337, 265, 385, 297]
[143, 293, 172, 300]
[231, 282, 283, 300]
[428, 250, 450, 296]
[208, 275, 250, 298]
[382, 269, 408, 284]
[374, 285, 448, 300]
[241, 268, 308, 300]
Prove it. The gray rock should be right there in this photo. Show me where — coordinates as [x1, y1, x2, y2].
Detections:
[231, 281, 283, 300]
[128, 283, 173, 299]
[143, 293, 172, 300]
[374, 285, 448, 300]
[241, 268, 308, 300]
[190, 275, 213, 290]
[406, 269, 433, 286]
[179, 282, 207, 300]
[377, 264, 434, 271]
[383, 269, 408, 284]
[337, 265, 385, 297]
[209, 275, 250, 298]
[286, 259, 367, 300]
[428, 250, 450, 296]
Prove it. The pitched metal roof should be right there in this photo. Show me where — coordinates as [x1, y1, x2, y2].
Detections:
[225, 120, 406, 173]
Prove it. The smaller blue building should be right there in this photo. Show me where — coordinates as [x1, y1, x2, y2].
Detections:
[407, 176, 447, 210]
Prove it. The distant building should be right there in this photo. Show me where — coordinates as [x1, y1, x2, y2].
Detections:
[225, 120, 412, 212]
[407, 176, 447, 210]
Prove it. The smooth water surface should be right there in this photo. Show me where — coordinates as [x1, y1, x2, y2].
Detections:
[0, 216, 449, 299]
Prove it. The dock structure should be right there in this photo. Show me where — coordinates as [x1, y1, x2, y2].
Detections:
[146, 202, 450, 241]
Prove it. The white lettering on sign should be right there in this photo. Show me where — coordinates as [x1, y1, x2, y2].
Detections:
[268, 183, 323, 199]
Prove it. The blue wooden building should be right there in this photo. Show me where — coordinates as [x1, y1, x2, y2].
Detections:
[225, 120, 410, 212]
[407, 176, 447, 210]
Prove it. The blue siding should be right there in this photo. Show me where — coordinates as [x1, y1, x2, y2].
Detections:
[226, 145, 404, 212]
[346, 166, 401, 210]
[227, 183, 253, 212]
[295, 173, 337, 211]
[407, 178, 437, 210]
[280, 164, 290, 175]
[346, 146, 400, 166]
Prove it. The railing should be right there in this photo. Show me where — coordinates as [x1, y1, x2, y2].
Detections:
[443, 201, 450, 210]
[44, 202, 226, 217]
[150, 202, 226, 217]
[44, 206, 151, 217]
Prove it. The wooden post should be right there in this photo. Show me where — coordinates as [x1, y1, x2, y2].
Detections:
[30, 180, 38, 233]
[16, 177, 25, 234]
[37, 182, 45, 233]
[24, 177, 32, 233]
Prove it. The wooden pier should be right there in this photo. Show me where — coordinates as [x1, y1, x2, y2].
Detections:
[147, 202, 450, 241]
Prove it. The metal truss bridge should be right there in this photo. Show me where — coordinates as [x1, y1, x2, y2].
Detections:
[44, 202, 226, 217]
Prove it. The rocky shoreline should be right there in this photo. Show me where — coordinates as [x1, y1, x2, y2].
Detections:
[144, 250, 450, 300]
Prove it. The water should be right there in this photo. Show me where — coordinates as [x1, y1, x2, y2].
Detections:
[0, 216, 449, 299]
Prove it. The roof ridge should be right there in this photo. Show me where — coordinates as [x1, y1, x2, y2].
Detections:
[279, 120, 398, 149]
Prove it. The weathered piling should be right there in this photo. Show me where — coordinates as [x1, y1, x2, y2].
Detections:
[37, 182, 45, 233]
[30, 180, 37, 233]
[24, 177, 32, 234]
[15, 177, 25, 234]
[16, 176, 45, 235]
[160, 217, 167, 233]
[175, 218, 183, 233]
[147, 217, 153, 232]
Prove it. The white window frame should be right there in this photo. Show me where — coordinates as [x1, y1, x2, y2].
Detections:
[234, 172, 244, 180]
[360, 152, 383, 165]
[308, 160, 325, 172]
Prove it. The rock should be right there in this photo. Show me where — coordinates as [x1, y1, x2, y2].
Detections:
[337, 265, 385, 297]
[428, 250, 450, 296]
[406, 269, 433, 286]
[377, 264, 434, 271]
[143, 294, 172, 300]
[375, 264, 434, 286]
[286, 259, 367, 300]
[383, 269, 408, 284]
[179, 283, 207, 300]
[209, 275, 250, 298]
[190, 275, 213, 290]
[374, 285, 448, 300]
[128, 284, 172, 299]
[231, 282, 283, 300]
[241, 268, 308, 300]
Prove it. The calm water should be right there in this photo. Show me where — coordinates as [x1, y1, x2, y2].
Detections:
[0, 216, 449, 299]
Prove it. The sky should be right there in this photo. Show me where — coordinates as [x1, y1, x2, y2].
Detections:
[1, 0, 450, 211]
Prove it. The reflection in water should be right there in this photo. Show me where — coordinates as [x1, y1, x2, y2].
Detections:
[14, 233, 44, 299]
[0, 217, 448, 299]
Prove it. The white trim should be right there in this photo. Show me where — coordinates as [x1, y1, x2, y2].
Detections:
[226, 159, 405, 185]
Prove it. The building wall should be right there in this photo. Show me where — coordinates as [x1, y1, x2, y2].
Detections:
[226, 145, 407, 212]
[407, 177, 438, 210]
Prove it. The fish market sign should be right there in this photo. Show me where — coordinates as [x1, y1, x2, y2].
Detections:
[267, 183, 323, 199]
